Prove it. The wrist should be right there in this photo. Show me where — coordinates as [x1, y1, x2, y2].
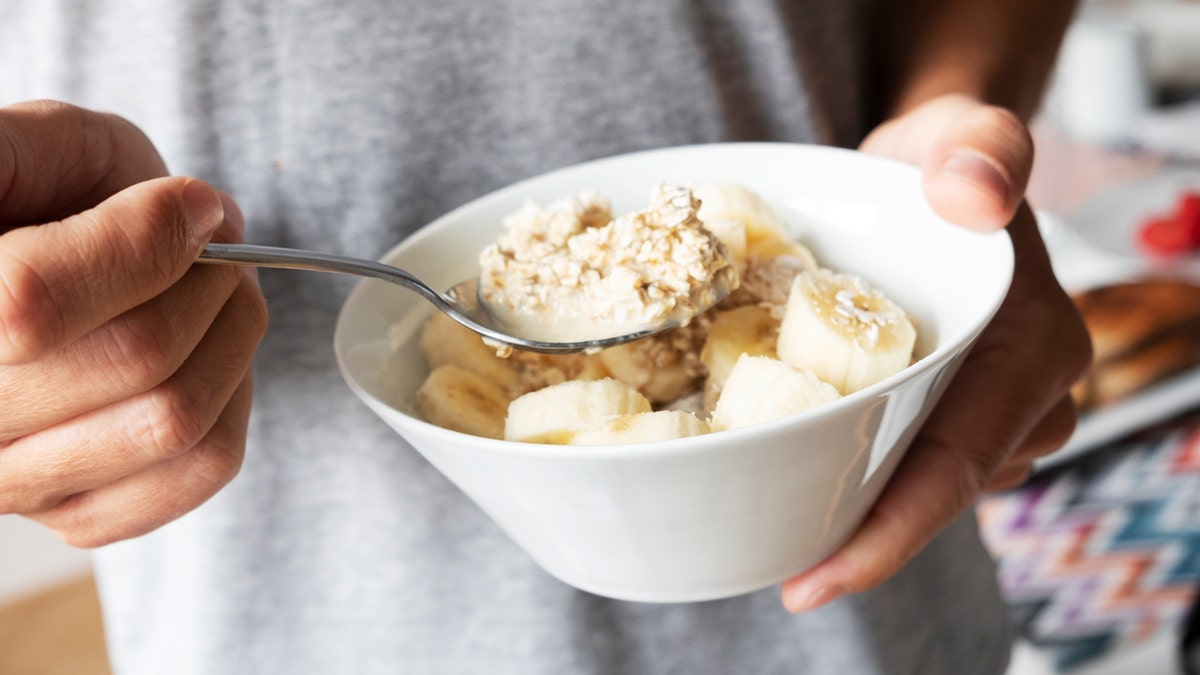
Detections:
[874, 0, 1077, 123]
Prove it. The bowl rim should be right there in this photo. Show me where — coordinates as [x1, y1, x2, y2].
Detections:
[335, 141, 1014, 461]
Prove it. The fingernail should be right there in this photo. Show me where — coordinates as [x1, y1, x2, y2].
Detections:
[938, 152, 1011, 205]
[784, 585, 847, 613]
[216, 190, 245, 237]
[181, 180, 224, 239]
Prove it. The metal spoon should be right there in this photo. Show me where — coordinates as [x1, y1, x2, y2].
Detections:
[198, 243, 732, 354]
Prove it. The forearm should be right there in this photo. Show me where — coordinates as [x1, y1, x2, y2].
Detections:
[874, 0, 1078, 121]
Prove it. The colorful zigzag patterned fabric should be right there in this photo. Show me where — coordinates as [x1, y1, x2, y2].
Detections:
[978, 412, 1200, 670]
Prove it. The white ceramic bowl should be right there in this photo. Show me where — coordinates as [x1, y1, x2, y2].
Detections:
[334, 143, 1013, 603]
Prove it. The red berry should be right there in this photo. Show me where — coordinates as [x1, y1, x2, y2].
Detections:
[1138, 216, 1193, 257]
[1175, 191, 1200, 245]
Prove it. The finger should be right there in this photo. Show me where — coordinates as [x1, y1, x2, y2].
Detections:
[0, 272, 266, 515]
[0, 209, 245, 440]
[28, 374, 254, 548]
[981, 207, 1093, 394]
[0, 100, 167, 227]
[921, 104, 1034, 232]
[987, 465, 1035, 492]
[778, 377, 1026, 613]
[984, 395, 1077, 492]
[1009, 394, 1078, 464]
[0, 176, 226, 364]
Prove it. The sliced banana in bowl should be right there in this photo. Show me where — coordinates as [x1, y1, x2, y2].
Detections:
[334, 142, 1013, 603]
[777, 269, 917, 396]
[407, 177, 922, 446]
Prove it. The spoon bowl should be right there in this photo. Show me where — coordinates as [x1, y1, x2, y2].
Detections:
[198, 243, 731, 354]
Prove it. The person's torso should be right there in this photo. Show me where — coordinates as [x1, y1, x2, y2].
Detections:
[0, 2, 1013, 673]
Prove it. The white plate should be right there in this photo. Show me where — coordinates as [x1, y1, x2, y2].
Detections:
[1034, 175, 1200, 470]
[1039, 366, 1200, 470]
[1060, 168, 1200, 279]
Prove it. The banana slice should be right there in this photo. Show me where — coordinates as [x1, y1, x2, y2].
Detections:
[600, 336, 702, 404]
[700, 305, 779, 411]
[419, 312, 524, 394]
[746, 238, 818, 272]
[711, 355, 840, 431]
[505, 378, 652, 444]
[694, 182, 792, 249]
[777, 269, 916, 395]
[573, 354, 613, 381]
[700, 218, 748, 269]
[569, 410, 711, 446]
[417, 365, 512, 440]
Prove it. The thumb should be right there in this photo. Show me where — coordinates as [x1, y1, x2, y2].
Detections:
[920, 104, 1034, 232]
[0, 177, 225, 363]
[860, 95, 1035, 232]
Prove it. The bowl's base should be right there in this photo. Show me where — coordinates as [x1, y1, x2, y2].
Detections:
[540, 567, 798, 604]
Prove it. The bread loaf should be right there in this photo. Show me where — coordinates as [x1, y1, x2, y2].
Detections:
[1071, 280, 1200, 410]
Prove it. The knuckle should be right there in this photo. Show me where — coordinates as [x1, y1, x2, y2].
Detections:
[1014, 464, 1033, 484]
[0, 247, 61, 363]
[9, 101, 118, 199]
[847, 516, 910, 591]
[12, 99, 78, 116]
[97, 112, 167, 178]
[69, 108, 120, 195]
[76, 194, 185, 293]
[56, 524, 114, 549]
[0, 487, 27, 515]
[949, 458, 988, 516]
[10, 100, 84, 128]
[67, 177, 199, 300]
[988, 466, 1032, 492]
[237, 281, 270, 341]
[984, 104, 1025, 131]
[1040, 296, 1094, 393]
[858, 550, 907, 592]
[186, 440, 244, 495]
[1026, 290, 1093, 393]
[50, 521, 89, 548]
[99, 311, 179, 391]
[205, 265, 245, 306]
[47, 494, 112, 549]
[937, 435, 994, 499]
[130, 385, 208, 462]
[0, 487, 63, 516]
[1067, 321, 1095, 385]
[957, 104, 1034, 187]
[1049, 405, 1079, 448]
[979, 105, 1031, 147]
[138, 184, 195, 266]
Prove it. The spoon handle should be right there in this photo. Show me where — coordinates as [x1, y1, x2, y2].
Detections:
[196, 243, 685, 355]
[199, 242, 532, 349]
[198, 243, 444, 305]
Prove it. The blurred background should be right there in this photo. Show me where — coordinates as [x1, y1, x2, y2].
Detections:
[2, 0, 1200, 674]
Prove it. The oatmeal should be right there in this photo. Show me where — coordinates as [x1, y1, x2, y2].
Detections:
[409, 181, 920, 443]
[477, 184, 738, 341]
